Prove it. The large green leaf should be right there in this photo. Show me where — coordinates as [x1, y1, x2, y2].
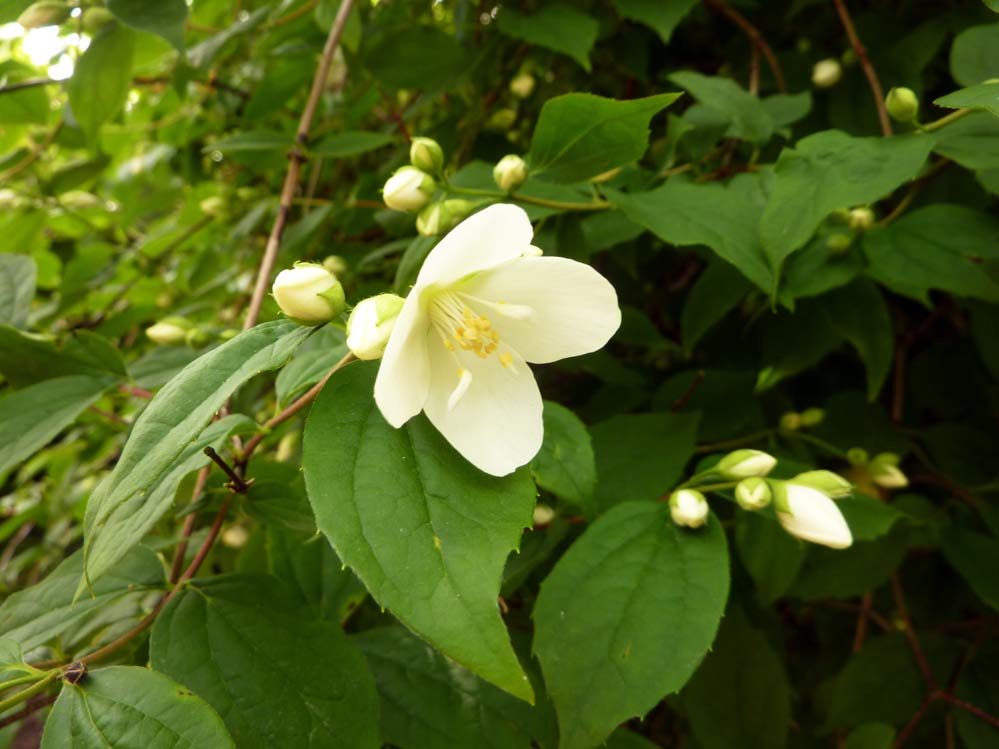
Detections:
[312, 131, 394, 158]
[0, 374, 113, 477]
[759, 131, 933, 292]
[607, 175, 773, 292]
[66, 23, 136, 140]
[363, 26, 469, 91]
[106, 0, 187, 49]
[669, 72, 775, 143]
[862, 205, 999, 303]
[0, 326, 127, 388]
[529, 93, 681, 183]
[355, 625, 557, 749]
[0, 254, 35, 329]
[931, 112, 999, 169]
[935, 81, 999, 118]
[533, 502, 730, 749]
[950, 25, 999, 87]
[41, 666, 234, 748]
[682, 608, 792, 749]
[496, 4, 599, 71]
[530, 401, 597, 512]
[734, 511, 806, 603]
[0, 546, 163, 653]
[150, 574, 380, 749]
[302, 362, 535, 702]
[941, 526, 999, 610]
[681, 259, 754, 353]
[611, 0, 698, 43]
[818, 280, 894, 400]
[81, 321, 311, 591]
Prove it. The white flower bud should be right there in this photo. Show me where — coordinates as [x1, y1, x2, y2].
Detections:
[791, 470, 852, 498]
[775, 482, 853, 549]
[493, 154, 529, 193]
[715, 449, 777, 479]
[848, 207, 875, 231]
[409, 137, 444, 174]
[322, 255, 348, 275]
[346, 293, 405, 361]
[382, 166, 435, 212]
[800, 407, 826, 427]
[199, 195, 226, 217]
[869, 453, 908, 489]
[846, 447, 869, 466]
[669, 489, 709, 529]
[416, 199, 475, 237]
[146, 317, 193, 346]
[59, 191, 102, 211]
[886, 87, 919, 123]
[812, 58, 843, 88]
[735, 477, 772, 511]
[272, 263, 345, 325]
[509, 72, 536, 99]
[221, 526, 249, 549]
[0, 189, 28, 210]
[533, 504, 556, 526]
[780, 412, 802, 431]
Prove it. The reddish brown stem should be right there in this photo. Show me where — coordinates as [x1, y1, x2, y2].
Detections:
[702, 0, 786, 92]
[0, 696, 56, 730]
[891, 574, 937, 690]
[832, 0, 892, 136]
[852, 592, 873, 652]
[939, 692, 999, 730]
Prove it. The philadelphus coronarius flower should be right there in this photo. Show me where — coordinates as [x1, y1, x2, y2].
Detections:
[373, 204, 621, 476]
[775, 482, 853, 549]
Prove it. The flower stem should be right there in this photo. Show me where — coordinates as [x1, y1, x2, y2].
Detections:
[786, 431, 848, 459]
[918, 108, 972, 133]
[443, 184, 610, 211]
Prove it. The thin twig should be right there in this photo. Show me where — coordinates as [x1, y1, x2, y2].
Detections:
[0, 121, 63, 183]
[0, 695, 56, 730]
[832, 0, 891, 136]
[0, 77, 54, 95]
[852, 593, 873, 652]
[895, 697, 934, 747]
[939, 692, 999, 730]
[891, 574, 937, 690]
[169, 467, 210, 583]
[203, 447, 251, 493]
[242, 0, 356, 331]
[702, 0, 786, 92]
[670, 370, 705, 412]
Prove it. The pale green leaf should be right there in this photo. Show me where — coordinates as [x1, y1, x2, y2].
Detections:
[66, 23, 136, 140]
[497, 4, 599, 71]
[311, 131, 394, 158]
[950, 25, 999, 87]
[106, 0, 187, 49]
[669, 71, 775, 143]
[818, 280, 893, 399]
[935, 81, 999, 118]
[0, 254, 35, 329]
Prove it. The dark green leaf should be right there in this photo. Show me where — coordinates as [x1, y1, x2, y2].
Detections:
[208, 130, 294, 154]
[681, 260, 753, 353]
[818, 280, 893, 399]
[935, 81, 999, 118]
[932, 112, 999, 169]
[941, 526, 999, 610]
[66, 23, 136, 140]
[611, 0, 698, 43]
[735, 511, 806, 603]
[844, 724, 896, 749]
[533, 502, 730, 749]
[669, 72, 775, 143]
[531, 401, 597, 511]
[106, 0, 187, 49]
[790, 524, 910, 600]
[950, 25, 999, 87]
[364, 26, 469, 91]
[186, 7, 269, 68]
[0, 327, 126, 388]
[0, 254, 36, 329]
[497, 4, 599, 71]
[312, 131, 394, 158]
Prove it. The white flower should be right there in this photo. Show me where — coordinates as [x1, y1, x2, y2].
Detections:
[493, 154, 528, 193]
[346, 293, 405, 361]
[715, 449, 777, 479]
[383, 166, 435, 212]
[272, 263, 345, 324]
[669, 489, 709, 528]
[776, 483, 853, 549]
[373, 204, 621, 476]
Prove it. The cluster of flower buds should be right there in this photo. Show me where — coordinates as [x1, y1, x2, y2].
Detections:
[847, 447, 909, 490]
[779, 407, 825, 432]
[145, 317, 208, 348]
[382, 136, 444, 214]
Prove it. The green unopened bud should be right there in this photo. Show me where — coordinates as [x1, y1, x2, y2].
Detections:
[847, 207, 875, 231]
[59, 191, 102, 211]
[886, 87, 919, 123]
[199, 195, 226, 217]
[800, 407, 826, 427]
[322, 255, 348, 276]
[791, 470, 853, 498]
[17, 1, 70, 28]
[416, 199, 474, 236]
[82, 6, 114, 32]
[346, 293, 405, 360]
[846, 447, 869, 466]
[271, 262, 345, 324]
[812, 58, 842, 88]
[716, 449, 777, 479]
[869, 452, 908, 489]
[669, 489, 709, 529]
[509, 72, 536, 99]
[493, 154, 528, 193]
[185, 328, 209, 348]
[409, 137, 444, 174]
[780, 412, 802, 432]
[0, 189, 29, 210]
[221, 525, 249, 549]
[735, 477, 772, 511]
[146, 317, 194, 346]
[218, 328, 239, 342]
[826, 233, 853, 253]
[382, 166, 435, 212]
[486, 108, 517, 132]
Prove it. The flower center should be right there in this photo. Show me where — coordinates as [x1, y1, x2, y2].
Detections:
[429, 292, 501, 359]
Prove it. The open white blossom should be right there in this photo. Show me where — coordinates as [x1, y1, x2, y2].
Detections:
[374, 204, 620, 476]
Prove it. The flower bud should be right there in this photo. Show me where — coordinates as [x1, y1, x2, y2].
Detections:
[669, 489, 709, 529]
[416, 199, 475, 237]
[846, 447, 869, 466]
[82, 6, 114, 32]
[869, 453, 908, 489]
[885, 87, 919, 123]
[509, 72, 536, 99]
[322, 255, 348, 276]
[382, 166, 435, 212]
[185, 328, 209, 348]
[715, 449, 777, 479]
[272, 263, 345, 325]
[18, 1, 70, 28]
[409, 137, 444, 175]
[346, 293, 405, 360]
[493, 154, 528, 193]
[800, 407, 826, 427]
[774, 482, 853, 549]
[145, 317, 193, 346]
[791, 470, 853, 498]
[0, 189, 28, 210]
[812, 58, 843, 88]
[199, 195, 226, 217]
[533, 504, 556, 526]
[221, 525, 249, 549]
[847, 207, 875, 231]
[486, 108, 517, 132]
[780, 412, 802, 432]
[826, 233, 853, 253]
[735, 477, 772, 511]
[60, 191, 102, 211]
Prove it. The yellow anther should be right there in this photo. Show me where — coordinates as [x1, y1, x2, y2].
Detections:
[499, 352, 513, 368]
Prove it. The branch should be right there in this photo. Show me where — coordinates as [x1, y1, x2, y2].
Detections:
[702, 0, 787, 93]
[832, 0, 892, 136]
[0, 77, 54, 95]
[242, 0, 356, 331]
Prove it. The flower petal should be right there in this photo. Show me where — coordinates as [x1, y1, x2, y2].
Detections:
[373, 294, 431, 427]
[415, 204, 534, 288]
[458, 256, 621, 363]
[777, 484, 853, 549]
[422, 339, 543, 477]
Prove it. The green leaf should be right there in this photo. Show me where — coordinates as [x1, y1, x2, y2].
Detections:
[208, 130, 294, 154]
[66, 23, 136, 140]
[950, 25, 999, 87]
[81, 321, 311, 591]
[0, 61, 49, 125]
[0, 327, 127, 388]
[0, 256, 37, 328]
[935, 81, 999, 118]
[311, 131, 394, 158]
[954, 644, 999, 749]
[0, 546, 163, 653]
[0, 374, 113, 477]
[837, 493, 904, 541]
[364, 26, 469, 91]
[682, 608, 791, 749]
[529, 93, 681, 183]
[591, 412, 699, 511]
[941, 526, 999, 610]
[186, 7, 269, 68]
[818, 280, 893, 399]
[607, 175, 773, 292]
[932, 112, 999, 169]
[756, 302, 839, 391]
[530, 401, 597, 511]
[533, 502, 730, 749]
[497, 4, 599, 71]
[302, 361, 535, 702]
[669, 72, 775, 143]
[760, 131, 933, 292]
[862, 205, 999, 303]
[0, 1, 32, 24]
[355, 625, 557, 749]
[150, 574, 380, 749]
[41, 666, 234, 748]
[681, 260, 753, 353]
[106, 0, 187, 49]
[735, 511, 806, 604]
[611, 0, 698, 43]
[790, 524, 910, 600]
[844, 724, 896, 749]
